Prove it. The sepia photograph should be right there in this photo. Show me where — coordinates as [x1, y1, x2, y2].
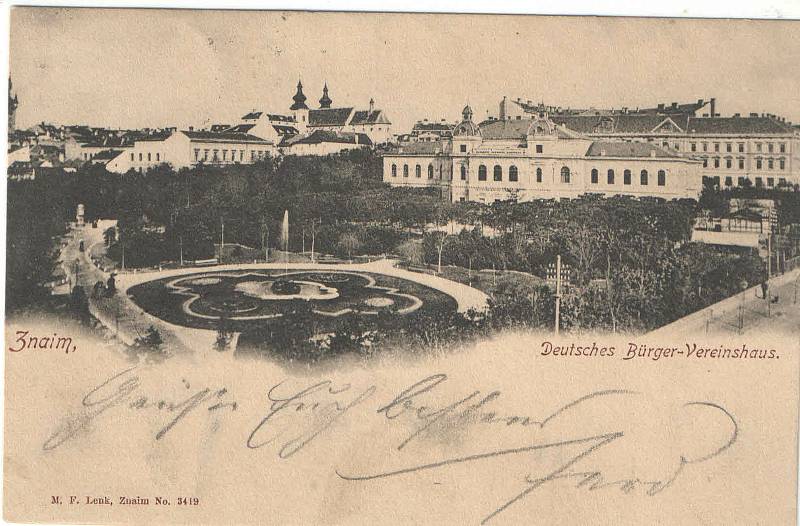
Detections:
[3, 6, 799, 525]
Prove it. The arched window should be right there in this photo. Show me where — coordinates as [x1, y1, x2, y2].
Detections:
[461, 165, 467, 180]
[478, 165, 487, 181]
[493, 165, 502, 181]
[591, 168, 599, 184]
[607, 169, 615, 184]
[428, 164, 434, 179]
[657, 169, 666, 186]
[623, 169, 631, 185]
[640, 169, 648, 185]
[536, 167, 543, 183]
[509, 165, 518, 182]
[403, 164, 409, 177]
[416, 165, 422, 178]
[391, 164, 397, 177]
[560, 166, 571, 183]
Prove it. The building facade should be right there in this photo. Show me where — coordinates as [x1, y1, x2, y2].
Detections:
[497, 97, 800, 189]
[383, 106, 702, 203]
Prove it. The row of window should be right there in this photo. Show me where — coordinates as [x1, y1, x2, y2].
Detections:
[391, 163, 667, 186]
[702, 156, 786, 170]
[590, 168, 666, 186]
[129, 152, 162, 163]
[689, 141, 787, 154]
[192, 148, 269, 162]
[705, 175, 789, 188]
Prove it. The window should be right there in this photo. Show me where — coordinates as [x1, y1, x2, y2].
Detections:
[478, 165, 487, 181]
[509, 165, 518, 182]
[755, 177, 763, 187]
[657, 169, 666, 186]
[591, 168, 598, 184]
[139, 153, 143, 161]
[768, 143, 774, 153]
[403, 165, 409, 177]
[725, 176, 733, 187]
[640, 170, 649, 185]
[131, 153, 135, 161]
[780, 158, 786, 170]
[767, 177, 774, 187]
[756, 158, 762, 169]
[536, 167, 542, 183]
[624, 169, 631, 185]
[738, 143, 745, 153]
[738, 177, 745, 186]
[702, 142, 708, 152]
[779, 178, 787, 186]
[714, 143, 720, 152]
[204, 149, 209, 160]
[251, 151, 256, 161]
[690, 143, 697, 152]
[415, 165, 421, 178]
[713, 158, 720, 168]
[756, 143, 762, 152]
[222, 150, 227, 161]
[493, 165, 502, 181]
[726, 143, 732, 153]
[703, 158, 708, 168]
[428, 164, 434, 179]
[460, 165, 467, 180]
[780, 143, 786, 153]
[213, 150, 218, 161]
[726, 158, 732, 169]
[391, 164, 397, 177]
[768, 158, 774, 170]
[438, 166, 442, 179]
[536, 144, 543, 153]
[560, 166, 571, 183]
[460, 144, 467, 153]
[156, 153, 160, 162]
[739, 158, 745, 170]
[607, 169, 615, 184]
[240, 150, 245, 161]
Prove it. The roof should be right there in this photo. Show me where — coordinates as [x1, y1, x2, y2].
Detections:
[82, 136, 132, 148]
[286, 130, 372, 146]
[585, 141, 682, 159]
[686, 117, 793, 134]
[552, 114, 687, 135]
[242, 111, 263, 120]
[308, 107, 353, 127]
[180, 130, 273, 144]
[273, 125, 299, 136]
[413, 122, 455, 132]
[226, 124, 257, 133]
[92, 149, 124, 161]
[388, 141, 446, 155]
[350, 109, 390, 125]
[266, 113, 296, 122]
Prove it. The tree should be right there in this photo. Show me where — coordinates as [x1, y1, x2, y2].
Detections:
[338, 232, 362, 261]
[103, 227, 117, 246]
[395, 239, 424, 266]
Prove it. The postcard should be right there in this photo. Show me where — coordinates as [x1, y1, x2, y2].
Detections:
[4, 7, 800, 525]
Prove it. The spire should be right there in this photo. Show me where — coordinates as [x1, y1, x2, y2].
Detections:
[369, 98, 375, 113]
[319, 82, 332, 109]
[290, 79, 308, 110]
[462, 105, 473, 122]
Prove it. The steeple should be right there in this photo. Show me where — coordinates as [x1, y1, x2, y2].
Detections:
[462, 105, 474, 122]
[369, 98, 375, 113]
[319, 83, 332, 109]
[290, 79, 309, 110]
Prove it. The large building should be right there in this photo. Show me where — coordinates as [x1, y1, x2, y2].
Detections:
[104, 130, 274, 173]
[503, 96, 799, 189]
[383, 105, 702, 203]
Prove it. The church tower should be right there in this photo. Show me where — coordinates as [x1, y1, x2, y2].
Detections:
[8, 77, 18, 133]
[319, 83, 332, 109]
[290, 79, 309, 132]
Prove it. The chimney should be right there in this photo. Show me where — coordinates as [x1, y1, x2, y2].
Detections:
[189, 126, 194, 131]
[733, 113, 740, 118]
[657, 103, 665, 111]
[671, 102, 678, 109]
[750, 112, 759, 118]
[710, 98, 716, 117]
[369, 98, 375, 112]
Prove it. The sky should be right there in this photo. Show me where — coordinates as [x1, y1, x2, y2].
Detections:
[9, 8, 800, 132]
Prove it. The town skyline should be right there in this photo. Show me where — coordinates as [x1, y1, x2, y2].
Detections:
[10, 8, 800, 132]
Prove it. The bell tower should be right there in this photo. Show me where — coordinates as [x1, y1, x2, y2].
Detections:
[290, 79, 309, 132]
[319, 83, 332, 109]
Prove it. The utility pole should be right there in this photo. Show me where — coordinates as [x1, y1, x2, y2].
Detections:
[555, 254, 562, 335]
[310, 219, 317, 263]
[302, 226, 306, 254]
[179, 236, 184, 266]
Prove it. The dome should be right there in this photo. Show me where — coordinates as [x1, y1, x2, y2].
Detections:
[453, 120, 482, 137]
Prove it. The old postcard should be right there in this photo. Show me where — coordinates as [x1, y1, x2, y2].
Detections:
[4, 7, 800, 525]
